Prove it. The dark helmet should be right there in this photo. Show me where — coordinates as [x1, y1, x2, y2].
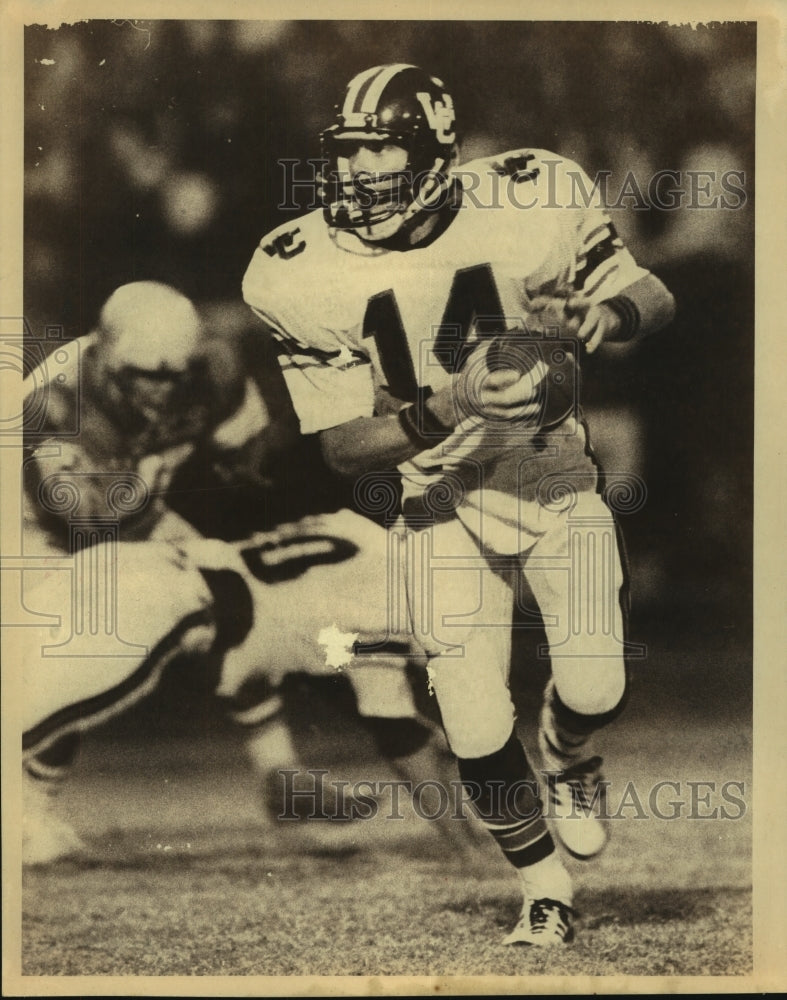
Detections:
[320, 63, 457, 241]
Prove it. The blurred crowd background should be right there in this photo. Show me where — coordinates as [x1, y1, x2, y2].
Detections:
[23, 20, 755, 691]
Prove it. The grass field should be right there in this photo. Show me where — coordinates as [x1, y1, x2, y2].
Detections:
[19, 638, 753, 980]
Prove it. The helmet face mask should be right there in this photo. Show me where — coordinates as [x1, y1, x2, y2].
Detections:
[105, 363, 193, 424]
[327, 140, 410, 239]
[320, 64, 457, 242]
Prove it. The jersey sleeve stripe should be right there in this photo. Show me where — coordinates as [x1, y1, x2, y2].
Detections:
[581, 260, 621, 298]
[279, 354, 370, 374]
[575, 235, 621, 291]
[581, 219, 620, 248]
[578, 231, 624, 260]
[274, 337, 371, 373]
[581, 222, 609, 247]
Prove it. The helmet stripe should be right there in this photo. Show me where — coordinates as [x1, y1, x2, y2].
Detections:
[359, 63, 417, 116]
[343, 65, 386, 118]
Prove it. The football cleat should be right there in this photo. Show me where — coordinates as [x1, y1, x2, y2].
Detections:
[543, 754, 608, 860]
[503, 898, 575, 947]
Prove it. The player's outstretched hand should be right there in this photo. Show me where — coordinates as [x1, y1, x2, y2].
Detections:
[528, 294, 622, 354]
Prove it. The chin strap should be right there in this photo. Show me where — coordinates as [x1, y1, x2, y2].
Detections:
[363, 177, 463, 252]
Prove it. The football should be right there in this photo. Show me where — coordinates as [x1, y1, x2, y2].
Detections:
[485, 331, 579, 429]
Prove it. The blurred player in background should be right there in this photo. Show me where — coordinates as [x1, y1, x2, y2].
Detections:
[22, 280, 264, 861]
[243, 63, 675, 946]
[21, 281, 433, 864]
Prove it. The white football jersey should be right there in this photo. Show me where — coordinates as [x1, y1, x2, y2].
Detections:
[22, 510, 422, 756]
[243, 150, 649, 552]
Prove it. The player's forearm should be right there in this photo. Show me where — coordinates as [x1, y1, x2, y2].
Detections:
[602, 273, 675, 342]
[319, 394, 453, 478]
[320, 414, 421, 477]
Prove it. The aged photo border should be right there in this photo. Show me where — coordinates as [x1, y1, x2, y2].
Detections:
[2, 1, 785, 995]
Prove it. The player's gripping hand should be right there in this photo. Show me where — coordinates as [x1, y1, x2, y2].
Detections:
[426, 335, 545, 427]
[528, 294, 622, 354]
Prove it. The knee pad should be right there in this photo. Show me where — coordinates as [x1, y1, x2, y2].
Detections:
[427, 655, 516, 760]
[548, 666, 629, 732]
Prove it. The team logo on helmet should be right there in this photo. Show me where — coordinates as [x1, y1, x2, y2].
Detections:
[415, 91, 456, 145]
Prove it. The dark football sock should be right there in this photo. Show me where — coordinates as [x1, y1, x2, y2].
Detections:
[458, 729, 554, 869]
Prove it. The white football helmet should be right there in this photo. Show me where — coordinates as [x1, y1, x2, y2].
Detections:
[96, 282, 207, 425]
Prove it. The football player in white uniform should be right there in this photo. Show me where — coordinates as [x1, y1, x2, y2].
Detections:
[243, 64, 675, 946]
[21, 280, 267, 861]
[20, 281, 428, 863]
